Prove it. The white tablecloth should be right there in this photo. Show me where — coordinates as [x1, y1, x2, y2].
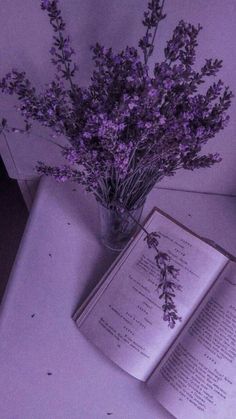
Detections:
[0, 177, 235, 419]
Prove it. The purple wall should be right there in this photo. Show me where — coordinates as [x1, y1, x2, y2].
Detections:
[0, 0, 235, 194]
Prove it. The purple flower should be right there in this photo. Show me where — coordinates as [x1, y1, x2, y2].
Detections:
[41, 0, 53, 10]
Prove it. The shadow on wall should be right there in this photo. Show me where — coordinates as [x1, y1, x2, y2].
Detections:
[0, 156, 28, 301]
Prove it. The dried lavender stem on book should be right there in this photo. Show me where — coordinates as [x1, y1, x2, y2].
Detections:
[74, 208, 229, 382]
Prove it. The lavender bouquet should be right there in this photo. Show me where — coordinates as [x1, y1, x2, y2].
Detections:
[0, 0, 233, 327]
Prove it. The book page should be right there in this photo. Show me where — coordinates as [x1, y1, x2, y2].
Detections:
[75, 209, 227, 381]
[148, 261, 236, 419]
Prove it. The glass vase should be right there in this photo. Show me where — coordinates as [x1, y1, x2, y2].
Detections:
[99, 203, 145, 251]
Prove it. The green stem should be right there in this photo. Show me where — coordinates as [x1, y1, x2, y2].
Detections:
[150, 0, 165, 52]
[120, 205, 149, 236]
[144, 0, 166, 65]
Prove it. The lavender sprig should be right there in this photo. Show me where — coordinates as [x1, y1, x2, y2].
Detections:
[139, 0, 166, 65]
[41, 0, 78, 89]
[123, 209, 181, 328]
[144, 232, 181, 328]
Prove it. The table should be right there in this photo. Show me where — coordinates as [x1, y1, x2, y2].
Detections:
[0, 177, 236, 419]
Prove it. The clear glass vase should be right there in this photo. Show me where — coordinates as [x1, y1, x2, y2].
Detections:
[98, 203, 145, 251]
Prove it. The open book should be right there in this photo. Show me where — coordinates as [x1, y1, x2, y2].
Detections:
[73, 208, 236, 419]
